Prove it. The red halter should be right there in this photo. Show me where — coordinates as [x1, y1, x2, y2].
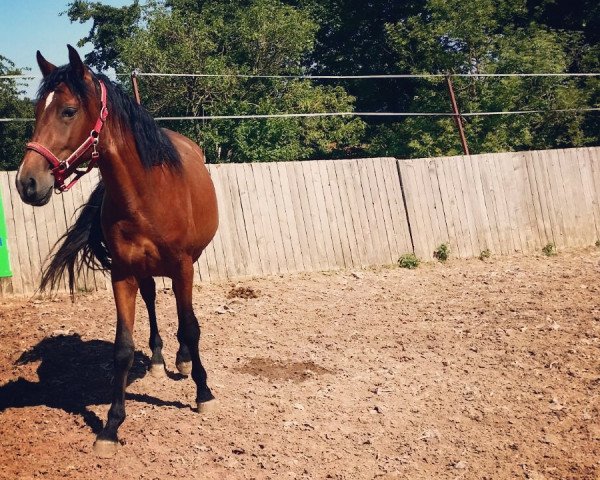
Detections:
[26, 80, 109, 193]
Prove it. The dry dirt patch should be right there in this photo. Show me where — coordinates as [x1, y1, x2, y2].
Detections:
[0, 249, 599, 479]
[234, 357, 332, 383]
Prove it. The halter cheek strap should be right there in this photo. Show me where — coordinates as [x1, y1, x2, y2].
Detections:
[26, 80, 109, 193]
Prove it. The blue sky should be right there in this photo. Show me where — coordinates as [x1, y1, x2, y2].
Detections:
[0, 0, 133, 96]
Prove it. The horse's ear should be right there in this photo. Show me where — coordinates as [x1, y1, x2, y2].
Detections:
[36, 51, 56, 78]
[67, 44, 85, 78]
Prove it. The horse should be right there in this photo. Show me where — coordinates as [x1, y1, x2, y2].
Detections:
[14, 45, 219, 457]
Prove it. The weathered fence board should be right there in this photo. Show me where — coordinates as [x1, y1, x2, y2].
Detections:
[319, 162, 345, 268]
[577, 150, 599, 241]
[533, 149, 560, 247]
[283, 162, 312, 271]
[584, 148, 600, 239]
[1, 148, 599, 296]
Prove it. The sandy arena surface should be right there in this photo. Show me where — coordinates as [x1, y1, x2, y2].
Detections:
[0, 249, 599, 479]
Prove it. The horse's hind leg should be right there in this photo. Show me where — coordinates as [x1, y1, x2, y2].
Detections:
[172, 260, 215, 411]
[94, 273, 138, 457]
[140, 277, 165, 378]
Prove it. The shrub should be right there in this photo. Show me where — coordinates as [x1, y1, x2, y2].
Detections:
[434, 243, 450, 262]
[542, 242, 557, 256]
[398, 253, 420, 269]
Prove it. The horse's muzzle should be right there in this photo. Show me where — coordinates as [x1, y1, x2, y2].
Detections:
[16, 175, 53, 206]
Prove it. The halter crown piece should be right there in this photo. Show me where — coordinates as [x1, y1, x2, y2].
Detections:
[26, 80, 109, 193]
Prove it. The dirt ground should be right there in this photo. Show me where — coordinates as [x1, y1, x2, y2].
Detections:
[0, 249, 599, 480]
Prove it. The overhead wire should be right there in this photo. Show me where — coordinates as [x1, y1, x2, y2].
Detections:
[2, 108, 599, 123]
[3, 72, 600, 80]
[1, 71, 599, 122]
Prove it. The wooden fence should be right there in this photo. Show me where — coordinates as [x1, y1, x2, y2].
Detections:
[1, 147, 599, 296]
[398, 148, 600, 259]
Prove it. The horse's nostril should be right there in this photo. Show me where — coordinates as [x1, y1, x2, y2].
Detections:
[26, 177, 37, 197]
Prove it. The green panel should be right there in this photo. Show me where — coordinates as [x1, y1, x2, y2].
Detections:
[0, 185, 13, 278]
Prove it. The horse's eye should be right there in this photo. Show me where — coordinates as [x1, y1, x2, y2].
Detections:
[62, 107, 77, 118]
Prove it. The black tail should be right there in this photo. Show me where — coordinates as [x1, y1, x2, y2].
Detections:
[40, 181, 111, 295]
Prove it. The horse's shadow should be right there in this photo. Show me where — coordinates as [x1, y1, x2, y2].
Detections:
[0, 334, 189, 434]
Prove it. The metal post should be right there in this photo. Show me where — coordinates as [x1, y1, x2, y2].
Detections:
[131, 70, 141, 105]
[445, 74, 470, 155]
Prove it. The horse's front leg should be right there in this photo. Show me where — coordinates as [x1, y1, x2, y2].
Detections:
[172, 259, 215, 412]
[93, 273, 139, 457]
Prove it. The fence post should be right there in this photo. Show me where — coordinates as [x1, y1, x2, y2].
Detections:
[131, 70, 141, 105]
[446, 74, 470, 156]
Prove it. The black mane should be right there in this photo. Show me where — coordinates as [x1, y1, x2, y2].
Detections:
[37, 66, 181, 170]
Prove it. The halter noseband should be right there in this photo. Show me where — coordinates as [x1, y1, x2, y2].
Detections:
[26, 80, 109, 193]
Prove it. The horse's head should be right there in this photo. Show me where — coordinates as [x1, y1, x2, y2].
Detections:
[16, 46, 102, 205]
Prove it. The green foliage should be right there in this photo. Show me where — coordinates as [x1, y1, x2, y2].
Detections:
[69, 0, 365, 163]
[297, 0, 416, 113]
[66, 0, 142, 71]
[595, 240, 600, 248]
[398, 253, 420, 269]
[433, 243, 450, 262]
[479, 249, 491, 260]
[380, 0, 599, 157]
[542, 242, 557, 256]
[0, 56, 34, 170]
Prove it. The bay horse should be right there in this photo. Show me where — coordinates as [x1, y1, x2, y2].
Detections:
[15, 46, 219, 457]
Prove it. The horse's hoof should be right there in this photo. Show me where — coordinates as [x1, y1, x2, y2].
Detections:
[197, 399, 217, 413]
[149, 364, 166, 378]
[176, 361, 192, 376]
[93, 439, 118, 458]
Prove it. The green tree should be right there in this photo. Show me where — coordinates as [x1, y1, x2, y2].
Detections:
[66, 0, 600, 160]
[528, 0, 600, 146]
[296, 0, 424, 108]
[378, 0, 597, 157]
[67, 0, 365, 162]
[67, 0, 142, 71]
[0, 56, 34, 170]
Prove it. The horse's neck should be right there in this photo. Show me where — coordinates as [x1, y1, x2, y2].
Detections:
[97, 130, 150, 211]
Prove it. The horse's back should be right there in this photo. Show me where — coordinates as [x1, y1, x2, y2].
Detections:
[163, 129, 207, 165]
